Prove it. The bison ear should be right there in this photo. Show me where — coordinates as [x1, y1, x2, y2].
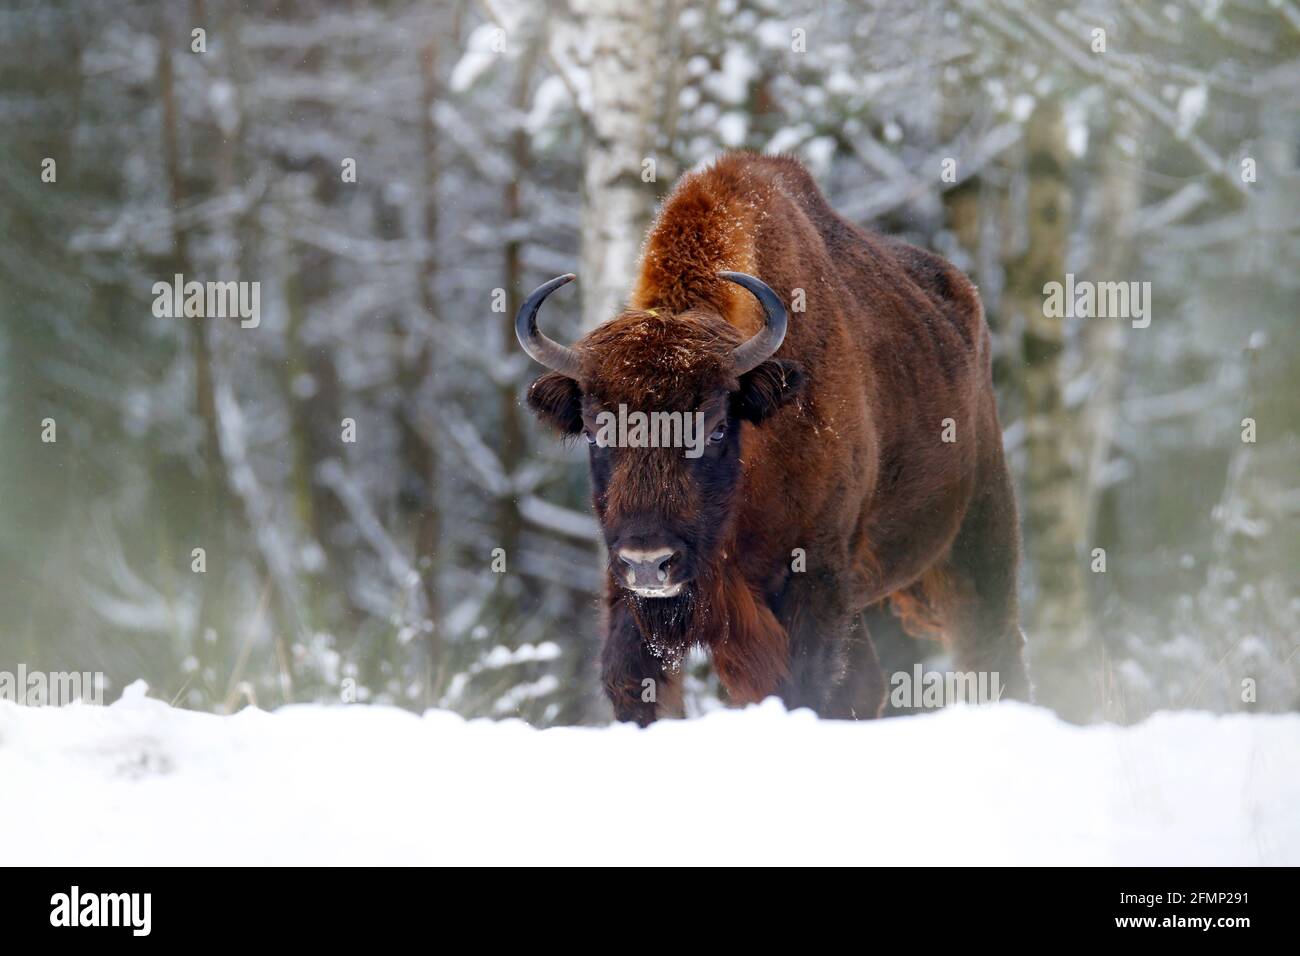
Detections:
[734, 359, 806, 425]
[527, 372, 583, 435]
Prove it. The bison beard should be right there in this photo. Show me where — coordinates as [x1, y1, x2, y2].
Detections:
[519, 153, 1031, 724]
[611, 565, 791, 719]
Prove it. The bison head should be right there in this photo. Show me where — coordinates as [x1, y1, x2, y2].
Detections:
[517, 273, 805, 601]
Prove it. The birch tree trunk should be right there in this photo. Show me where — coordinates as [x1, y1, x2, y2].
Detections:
[575, 0, 663, 330]
[1080, 113, 1140, 542]
[1006, 100, 1092, 721]
[1077, 113, 1141, 720]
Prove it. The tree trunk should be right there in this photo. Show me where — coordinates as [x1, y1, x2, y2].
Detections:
[406, 36, 446, 705]
[498, 36, 543, 591]
[1006, 101, 1092, 721]
[576, 0, 662, 329]
[158, 13, 231, 699]
[1079, 113, 1139, 541]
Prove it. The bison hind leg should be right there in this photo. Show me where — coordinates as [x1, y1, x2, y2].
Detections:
[883, 553, 1031, 706]
[935, 458, 1033, 702]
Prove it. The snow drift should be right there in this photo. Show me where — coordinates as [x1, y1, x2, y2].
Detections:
[2, 683, 1296, 866]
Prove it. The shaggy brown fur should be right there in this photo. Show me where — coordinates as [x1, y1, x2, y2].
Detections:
[526, 153, 1029, 723]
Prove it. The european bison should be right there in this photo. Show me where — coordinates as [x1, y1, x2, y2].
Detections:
[518, 153, 1028, 724]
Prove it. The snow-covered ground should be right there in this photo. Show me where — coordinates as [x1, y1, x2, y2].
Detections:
[2, 682, 1296, 865]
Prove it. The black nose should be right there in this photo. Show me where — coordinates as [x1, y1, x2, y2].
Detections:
[616, 548, 678, 589]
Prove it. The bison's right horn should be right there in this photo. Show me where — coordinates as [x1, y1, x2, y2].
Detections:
[720, 271, 789, 375]
[515, 273, 582, 377]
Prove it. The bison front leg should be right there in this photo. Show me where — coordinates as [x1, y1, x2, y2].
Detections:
[773, 568, 869, 718]
[600, 600, 682, 726]
[831, 606, 889, 719]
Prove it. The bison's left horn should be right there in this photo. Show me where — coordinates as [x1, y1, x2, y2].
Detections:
[515, 273, 582, 377]
[720, 271, 788, 374]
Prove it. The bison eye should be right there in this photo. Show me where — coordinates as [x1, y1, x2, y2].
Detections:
[708, 427, 726, 444]
[583, 429, 597, 445]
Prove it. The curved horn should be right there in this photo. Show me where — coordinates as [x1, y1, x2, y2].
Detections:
[719, 271, 788, 375]
[515, 273, 582, 377]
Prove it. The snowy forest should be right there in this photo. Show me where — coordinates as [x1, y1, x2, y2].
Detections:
[2, 0, 1297, 728]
